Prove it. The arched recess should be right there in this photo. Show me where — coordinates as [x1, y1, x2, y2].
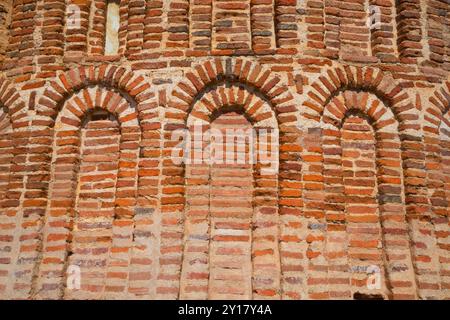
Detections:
[0, 76, 27, 299]
[160, 58, 300, 299]
[302, 65, 419, 300]
[8, 65, 159, 300]
[36, 89, 140, 300]
[323, 91, 405, 299]
[180, 83, 280, 300]
[426, 80, 450, 299]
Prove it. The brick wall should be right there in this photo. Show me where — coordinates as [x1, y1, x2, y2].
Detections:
[0, 0, 448, 300]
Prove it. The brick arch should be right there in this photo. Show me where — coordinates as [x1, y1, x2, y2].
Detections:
[302, 66, 417, 128]
[422, 80, 450, 299]
[323, 91, 415, 299]
[55, 86, 140, 129]
[185, 83, 278, 129]
[34, 65, 160, 214]
[33, 86, 143, 299]
[169, 58, 297, 116]
[12, 65, 160, 300]
[180, 82, 280, 300]
[160, 58, 299, 299]
[302, 66, 419, 300]
[429, 80, 450, 124]
[322, 91, 399, 132]
[36, 64, 155, 126]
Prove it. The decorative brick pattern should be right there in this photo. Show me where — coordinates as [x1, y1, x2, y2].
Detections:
[301, 66, 420, 299]
[0, 1, 448, 300]
[160, 58, 297, 299]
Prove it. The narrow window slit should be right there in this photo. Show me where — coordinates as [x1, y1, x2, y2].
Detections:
[105, 0, 120, 55]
